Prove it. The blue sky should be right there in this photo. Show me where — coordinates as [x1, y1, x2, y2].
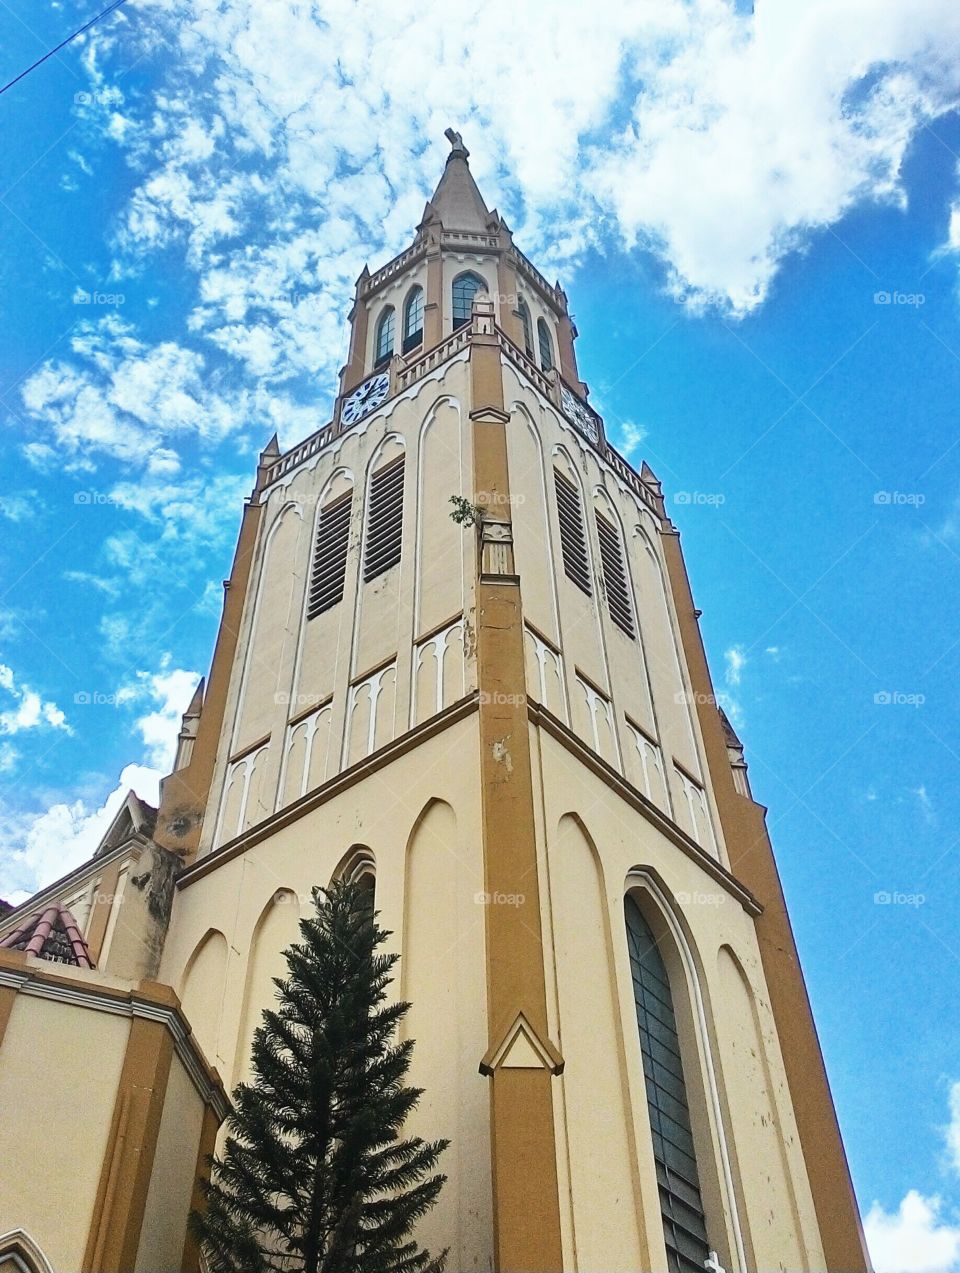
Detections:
[1, 1, 959, 1267]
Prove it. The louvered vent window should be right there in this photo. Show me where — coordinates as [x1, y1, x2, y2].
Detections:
[307, 492, 352, 619]
[596, 512, 635, 637]
[364, 457, 405, 582]
[625, 897, 711, 1273]
[554, 470, 591, 596]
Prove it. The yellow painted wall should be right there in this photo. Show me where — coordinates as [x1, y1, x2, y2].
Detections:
[0, 996, 127, 1272]
[136, 1053, 205, 1272]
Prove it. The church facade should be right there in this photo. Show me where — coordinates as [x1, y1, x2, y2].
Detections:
[0, 135, 870, 1273]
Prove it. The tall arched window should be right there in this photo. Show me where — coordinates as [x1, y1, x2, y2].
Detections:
[537, 318, 554, 371]
[452, 271, 485, 330]
[403, 286, 424, 353]
[624, 896, 711, 1273]
[517, 299, 534, 358]
[374, 307, 395, 369]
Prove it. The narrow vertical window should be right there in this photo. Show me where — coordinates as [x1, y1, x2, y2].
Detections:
[537, 318, 554, 371]
[374, 307, 395, 368]
[554, 469, 591, 596]
[596, 510, 635, 637]
[364, 456, 405, 581]
[307, 492, 352, 619]
[517, 299, 534, 358]
[624, 897, 711, 1273]
[403, 287, 424, 353]
[452, 271, 485, 329]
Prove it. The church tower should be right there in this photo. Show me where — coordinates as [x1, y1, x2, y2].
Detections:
[0, 133, 870, 1273]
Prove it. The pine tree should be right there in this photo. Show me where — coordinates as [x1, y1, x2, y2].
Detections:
[192, 880, 449, 1273]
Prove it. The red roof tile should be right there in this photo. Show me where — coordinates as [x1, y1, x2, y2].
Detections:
[0, 902, 94, 968]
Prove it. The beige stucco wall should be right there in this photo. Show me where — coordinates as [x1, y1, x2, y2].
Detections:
[136, 1050, 205, 1272]
[503, 364, 728, 866]
[203, 357, 478, 858]
[163, 715, 493, 1273]
[0, 995, 127, 1272]
[532, 725, 827, 1271]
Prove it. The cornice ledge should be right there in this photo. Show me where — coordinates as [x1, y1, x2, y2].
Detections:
[179, 693, 481, 889]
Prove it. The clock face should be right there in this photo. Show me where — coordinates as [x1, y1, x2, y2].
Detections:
[560, 385, 600, 444]
[340, 372, 390, 426]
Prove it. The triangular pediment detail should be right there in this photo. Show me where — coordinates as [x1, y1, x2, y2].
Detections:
[469, 407, 511, 426]
[480, 1011, 564, 1075]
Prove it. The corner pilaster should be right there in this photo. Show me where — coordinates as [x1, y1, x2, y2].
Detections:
[470, 312, 564, 1272]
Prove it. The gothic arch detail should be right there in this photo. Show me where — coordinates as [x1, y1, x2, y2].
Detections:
[332, 845, 377, 893]
[622, 871, 747, 1271]
[232, 888, 301, 1086]
[0, 1231, 54, 1273]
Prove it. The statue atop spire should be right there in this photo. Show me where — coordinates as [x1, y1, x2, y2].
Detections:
[444, 127, 469, 161]
[420, 128, 494, 234]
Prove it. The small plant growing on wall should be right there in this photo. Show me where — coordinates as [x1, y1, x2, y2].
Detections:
[448, 495, 485, 528]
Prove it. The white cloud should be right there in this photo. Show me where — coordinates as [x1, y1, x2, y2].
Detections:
[913, 784, 937, 828]
[0, 659, 199, 899]
[0, 492, 39, 522]
[725, 645, 748, 686]
[866, 1191, 960, 1273]
[80, 0, 960, 328]
[0, 663, 70, 741]
[616, 421, 649, 458]
[19, 315, 251, 471]
[120, 659, 201, 770]
[0, 762, 163, 900]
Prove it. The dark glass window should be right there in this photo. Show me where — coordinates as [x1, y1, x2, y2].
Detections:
[452, 272, 485, 330]
[537, 318, 554, 371]
[403, 287, 424, 354]
[374, 308, 395, 368]
[625, 897, 711, 1273]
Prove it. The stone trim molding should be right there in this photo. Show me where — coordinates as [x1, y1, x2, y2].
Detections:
[0, 950, 229, 1121]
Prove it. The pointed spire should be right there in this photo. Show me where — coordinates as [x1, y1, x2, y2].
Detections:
[184, 676, 205, 718]
[260, 433, 280, 461]
[421, 129, 496, 234]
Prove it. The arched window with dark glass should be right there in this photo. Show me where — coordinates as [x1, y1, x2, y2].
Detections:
[517, 299, 534, 358]
[403, 286, 424, 354]
[374, 307, 395, 369]
[624, 896, 711, 1273]
[537, 318, 554, 371]
[452, 271, 485, 330]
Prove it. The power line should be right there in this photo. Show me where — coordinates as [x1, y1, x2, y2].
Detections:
[0, 0, 131, 98]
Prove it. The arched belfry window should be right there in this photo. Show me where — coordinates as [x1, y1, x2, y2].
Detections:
[452, 271, 485, 330]
[624, 896, 711, 1273]
[517, 299, 534, 358]
[537, 317, 554, 371]
[403, 286, 424, 353]
[374, 307, 395, 369]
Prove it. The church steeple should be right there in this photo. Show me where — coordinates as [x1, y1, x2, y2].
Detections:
[419, 128, 499, 233]
[339, 131, 586, 405]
